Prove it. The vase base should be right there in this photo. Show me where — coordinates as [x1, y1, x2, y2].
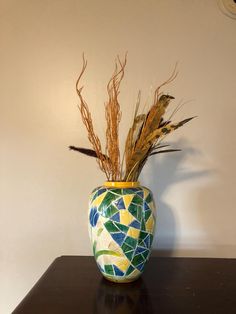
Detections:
[103, 274, 141, 283]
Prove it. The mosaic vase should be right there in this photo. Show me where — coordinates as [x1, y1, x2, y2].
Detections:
[89, 181, 156, 283]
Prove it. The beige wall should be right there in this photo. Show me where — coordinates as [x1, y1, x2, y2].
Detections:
[1, 0, 236, 312]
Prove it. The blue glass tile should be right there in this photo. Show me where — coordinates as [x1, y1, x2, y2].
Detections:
[144, 202, 150, 211]
[110, 212, 120, 222]
[111, 232, 126, 246]
[89, 208, 94, 226]
[136, 262, 145, 272]
[113, 265, 124, 276]
[97, 188, 107, 196]
[93, 212, 99, 226]
[89, 207, 99, 227]
[137, 190, 144, 198]
[144, 234, 150, 248]
[115, 197, 126, 209]
[135, 246, 148, 255]
[129, 220, 141, 229]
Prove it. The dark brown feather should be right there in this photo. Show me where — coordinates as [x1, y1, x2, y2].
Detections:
[69, 146, 109, 160]
[150, 149, 181, 156]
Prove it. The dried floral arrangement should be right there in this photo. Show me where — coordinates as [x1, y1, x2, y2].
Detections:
[69, 55, 194, 182]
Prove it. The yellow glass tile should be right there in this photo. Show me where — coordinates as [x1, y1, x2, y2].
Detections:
[122, 194, 133, 209]
[120, 210, 134, 225]
[143, 188, 149, 200]
[127, 227, 140, 239]
[127, 268, 140, 278]
[116, 258, 130, 272]
[92, 192, 107, 207]
[149, 201, 155, 211]
[145, 216, 154, 233]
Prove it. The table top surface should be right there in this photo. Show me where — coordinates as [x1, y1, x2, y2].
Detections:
[13, 256, 236, 314]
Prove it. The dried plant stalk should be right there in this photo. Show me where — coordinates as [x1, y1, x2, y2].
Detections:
[76, 56, 110, 179]
[105, 56, 127, 180]
[71, 56, 194, 182]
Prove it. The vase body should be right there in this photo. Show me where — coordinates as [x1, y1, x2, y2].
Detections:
[88, 182, 156, 283]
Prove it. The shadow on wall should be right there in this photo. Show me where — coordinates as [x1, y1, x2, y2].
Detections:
[140, 139, 208, 257]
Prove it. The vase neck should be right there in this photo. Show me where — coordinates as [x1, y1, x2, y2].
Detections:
[104, 181, 140, 188]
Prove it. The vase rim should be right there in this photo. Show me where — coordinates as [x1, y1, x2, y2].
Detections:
[104, 181, 140, 188]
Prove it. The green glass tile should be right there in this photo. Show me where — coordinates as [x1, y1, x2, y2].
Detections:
[122, 188, 137, 195]
[141, 219, 146, 231]
[98, 192, 119, 210]
[128, 203, 142, 222]
[128, 203, 137, 217]
[125, 250, 134, 261]
[121, 242, 134, 253]
[144, 210, 152, 222]
[131, 253, 145, 266]
[150, 234, 154, 245]
[137, 208, 142, 222]
[142, 250, 150, 260]
[114, 222, 129, 233]
[139, 231, 149, 240]
[145, 193, 152, 203]
[105, 204, 118, 218]
[132, 195, 143, 205]
[125, 236, 138, 248]
[110, 188, 123, 195]
[138, 239, 146, 247]
[104, 264, 114, 275]
[126, 265, 135, 276]
[104, 221, 120, 233]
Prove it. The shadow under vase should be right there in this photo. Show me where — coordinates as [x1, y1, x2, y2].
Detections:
[93, 277, 153, 314]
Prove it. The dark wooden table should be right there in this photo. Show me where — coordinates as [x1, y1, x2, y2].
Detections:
[13, 256, 236, 314]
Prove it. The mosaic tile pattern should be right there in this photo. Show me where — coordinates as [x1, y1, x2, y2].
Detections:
[89, 185, 156, 282]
